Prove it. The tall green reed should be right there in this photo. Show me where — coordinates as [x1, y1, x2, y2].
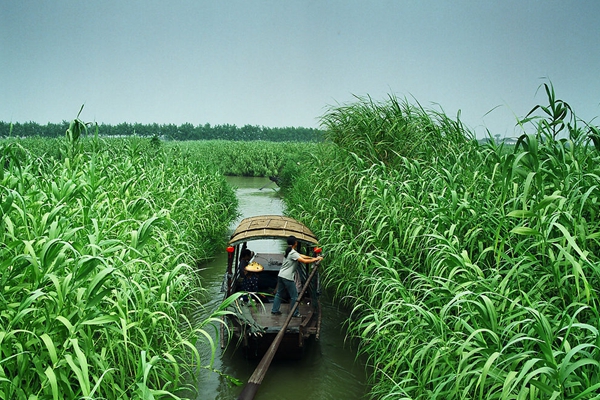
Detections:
[0, 131, 238, 398]
[284, 89, 600, 399]
[180, 140, 318, 178]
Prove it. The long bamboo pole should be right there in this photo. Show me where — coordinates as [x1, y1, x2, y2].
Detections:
[237, 261, 320, 400]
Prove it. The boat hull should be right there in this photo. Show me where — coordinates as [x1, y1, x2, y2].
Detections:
[227, 300, 320, 359]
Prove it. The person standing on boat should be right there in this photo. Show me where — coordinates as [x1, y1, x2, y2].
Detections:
[271, 235, 323, 317]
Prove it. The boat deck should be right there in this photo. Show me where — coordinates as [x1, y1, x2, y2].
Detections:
[242, 302, 316, 334]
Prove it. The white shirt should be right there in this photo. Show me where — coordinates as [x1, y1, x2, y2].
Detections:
[279, 248, 300, 280]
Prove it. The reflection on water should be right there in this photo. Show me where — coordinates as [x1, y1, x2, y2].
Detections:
[193, 176, 368, 400]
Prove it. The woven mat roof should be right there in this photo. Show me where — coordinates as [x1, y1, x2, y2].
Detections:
[229, 215, 318, 246]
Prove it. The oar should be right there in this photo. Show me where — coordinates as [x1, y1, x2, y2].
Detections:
[237, 261, 321, 400]
[259, 176, 280, 190]
[258, 181, 272, 190]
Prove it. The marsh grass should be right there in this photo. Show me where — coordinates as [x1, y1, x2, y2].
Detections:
[180, 140, 319, 178]
[284, 89, 600, 399]
[0, 132, 238, 398]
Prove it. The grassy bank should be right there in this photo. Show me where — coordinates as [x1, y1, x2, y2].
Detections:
[284, 88, 600, 399]
[0, 125, 238, 398]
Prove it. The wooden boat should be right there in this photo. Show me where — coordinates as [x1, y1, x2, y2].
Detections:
[221, 215, 322, 359]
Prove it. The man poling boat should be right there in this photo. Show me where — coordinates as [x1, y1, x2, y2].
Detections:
[220, 215, 324, 398]
[237, 258, 322, 400]
[223, 215, 322, 356]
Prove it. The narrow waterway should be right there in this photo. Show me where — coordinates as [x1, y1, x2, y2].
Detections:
[193, 176, 368, 400]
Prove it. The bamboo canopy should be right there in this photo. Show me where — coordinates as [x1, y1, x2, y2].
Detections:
[229, 215, 318, 246]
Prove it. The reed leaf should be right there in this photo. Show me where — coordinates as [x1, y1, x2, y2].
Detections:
[285, 88, 600, 399]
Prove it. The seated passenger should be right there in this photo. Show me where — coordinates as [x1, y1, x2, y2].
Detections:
[242, 261, 268, 303]
[238, 248, 254, 271]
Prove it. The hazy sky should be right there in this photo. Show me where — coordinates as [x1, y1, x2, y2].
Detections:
[2, 1, 599, 138]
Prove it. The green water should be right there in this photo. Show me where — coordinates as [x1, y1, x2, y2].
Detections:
[193, 176, 368, 400]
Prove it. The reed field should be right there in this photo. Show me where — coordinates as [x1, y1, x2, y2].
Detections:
[284, 86, 600, 399]
[180, 140, 318, 178]
[0, 120, 242, 399]
[4, 86, 599, 399]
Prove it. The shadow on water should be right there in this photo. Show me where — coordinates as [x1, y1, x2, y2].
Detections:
[192, 176, 368, 400]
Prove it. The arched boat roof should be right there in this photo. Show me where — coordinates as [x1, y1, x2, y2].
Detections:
[228, 215, 318, 246]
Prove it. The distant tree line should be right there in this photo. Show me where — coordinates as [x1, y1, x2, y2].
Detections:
[0, 121, 324, 142]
